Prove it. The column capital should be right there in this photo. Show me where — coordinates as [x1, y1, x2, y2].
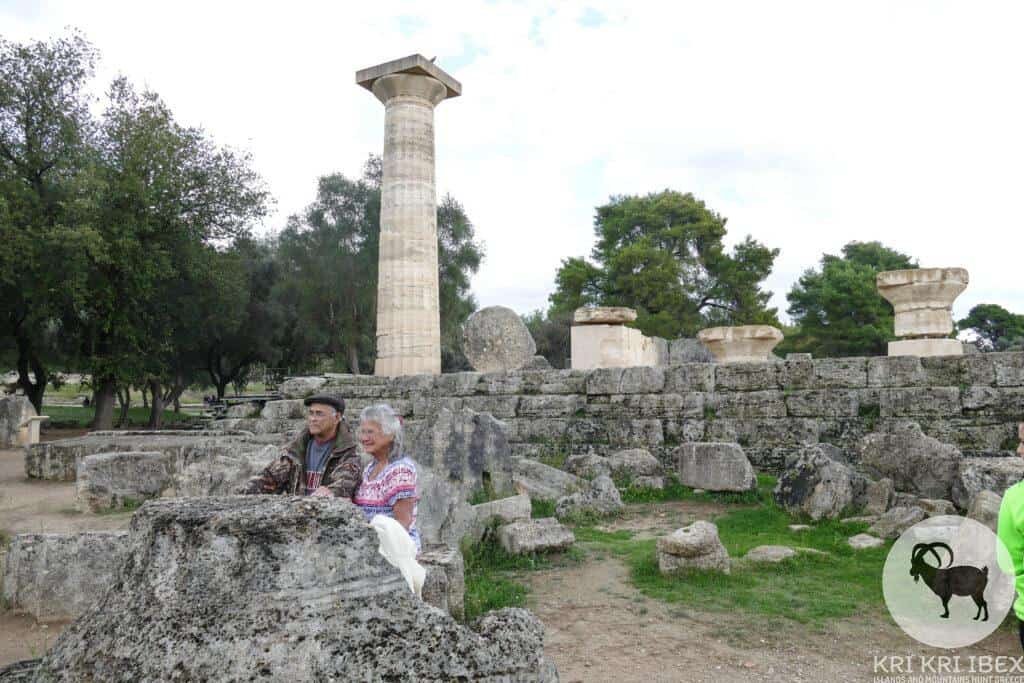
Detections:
[356, 54, 462, 100]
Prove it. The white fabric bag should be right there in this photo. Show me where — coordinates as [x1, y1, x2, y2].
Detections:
[370, 514, 425, 597]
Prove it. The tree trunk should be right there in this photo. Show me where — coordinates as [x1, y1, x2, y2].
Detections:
[15, 333, 47, 413]
[348, 345, 361, 375]
[91, 377, 117, 430]
[141, 384, 149, 408]
[115, 387, 131, 427]
[148, 379, 165, 429]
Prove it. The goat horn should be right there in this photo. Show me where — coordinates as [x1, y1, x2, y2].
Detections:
[911, 543, 929, 561]
[928, 542, 954, 567]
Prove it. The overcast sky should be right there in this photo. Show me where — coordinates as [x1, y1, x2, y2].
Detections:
[4, 0, 1022, 323]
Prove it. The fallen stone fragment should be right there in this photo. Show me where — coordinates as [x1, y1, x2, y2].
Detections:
[555, 475, 623, 519]
[675, 442, 756, 492]
[966, 490, 1003, 532]
[497, 518, 575, 555]
[657, 520, 730, 574]
[869, 506, 927, 539]
[848, 533, 885, 550]
[743, 545, 796, 563]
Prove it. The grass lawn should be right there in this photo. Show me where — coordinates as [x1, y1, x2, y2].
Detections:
[41, 405, 201, 429]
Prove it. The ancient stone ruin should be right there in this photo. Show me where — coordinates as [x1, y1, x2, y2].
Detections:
[877, 267, 969, 357]
[12, 497, 557, 681]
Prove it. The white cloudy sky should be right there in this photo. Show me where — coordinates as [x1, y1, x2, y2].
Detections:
[4, 0, 1022, 322]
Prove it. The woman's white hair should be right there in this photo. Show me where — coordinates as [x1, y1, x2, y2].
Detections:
[359, 403, 404, 457]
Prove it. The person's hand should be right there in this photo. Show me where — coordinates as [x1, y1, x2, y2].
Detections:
[311, 486, 334, 498]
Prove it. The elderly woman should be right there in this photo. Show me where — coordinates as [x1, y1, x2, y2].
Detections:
[353, 404, 420, 551]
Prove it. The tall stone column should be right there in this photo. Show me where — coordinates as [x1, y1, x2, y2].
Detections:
[356, 55, 461, 376]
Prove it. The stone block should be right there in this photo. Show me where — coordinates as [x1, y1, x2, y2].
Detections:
[857, 422, 960, 500]
[0, 396, 36, 449]
[662, 419, 706, 444]
[993, 353, 1024, 387]
[675, 443, 756, 492]
[564, 452, 611, 478]
[657, 521, 730, 574]
[869, 506, 927, 539]
[607, 448, 662, 477]
[920, 356, 965, 386]
[413, 396, 465, 417]
[887, 339, 963, 357]
[879, 387, 961, 418]
[463, 306, 537, 373]
[713, 363, 780, 391]
[76, 451, 175, 512]
[864, 478, 896, 515]
[962, 354, 998, 386]
[773, 444, 869, 520]
[697, 325, 784, 363]
[586, 367, 625, 395]
[2, 531, 129, 620]
[848, 533, 885, 550]
[744, 545, 796, 563]
[555, 475, 623, 518]
[785, 389, 860, 417]
[608, 392, 703, 419]
[606, 419, 663, 448]
[961, 386, 1024, 416]
[517, 394, 585, 418]
[632, 475, 665, 490]
[469, 494, 532, 543]
[418, 544, 465, 620]
[278, 376, 326, 399]
[919, 499, 957, 517]
[225, 402, 261, 418]
[573, 306, 636, 324]
[538, 370, 589, 395]
[260, 399, 306, 420]
[512, 458, 583, 502]
[705, 418, 819, 447]
[619, 366, 666, 394]
[867, 356, 926, 387]
[966, 490, 1002, 532]
[664, 364, 715, 393]
[780, 357, 868, 390]
[431, 372, 484, 396]
[668, 338, 715, 364]
[952, 456, 1024, 509]
[711, 390, 787, 418]
[497, 518, 575, 555]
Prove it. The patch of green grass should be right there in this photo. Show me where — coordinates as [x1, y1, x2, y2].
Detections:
[620, 474, 776, 506]
[1000, 434, 1020, 452]
[461, 530, 554, 622]
[530, 498, 556, 518]
[536, 447, 568, 470]
[703, 405, 717, 420]
[467, 480, 516, 506]
[42, 406, 201, 429]
[572, 494, 890, 626]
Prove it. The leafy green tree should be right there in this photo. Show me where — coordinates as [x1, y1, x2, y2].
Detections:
[523, 309, 572, 369]
[958, 304, 1024, 351]
[549, 190, 779, 340]
[0, 31, 98, 410]
[781, 241, 917, 357]
[438, 194, 483, 371]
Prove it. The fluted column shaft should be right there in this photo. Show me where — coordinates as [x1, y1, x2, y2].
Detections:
[371, 74, 447, 376]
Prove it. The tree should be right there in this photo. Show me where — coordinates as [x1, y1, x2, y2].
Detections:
[781, 241, 918, 357]
[0, 31, 98, 411]
[523, 309, 572, 369]
[958, 304, 1024, 351]
[548, 190, 779, 339]
[437, 194, 483, 371]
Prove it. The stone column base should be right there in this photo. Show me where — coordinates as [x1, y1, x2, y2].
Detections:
[887, 339, 963, 357]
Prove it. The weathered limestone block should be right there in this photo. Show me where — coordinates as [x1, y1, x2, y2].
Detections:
[961, 386, 1024, 416]
[225, 402, 262, 418]
[462, 306, 538, 373]
[2, 531, 129, 621]
[879, 387, 961, 418]
[585, 366, 665, 395]
[993, 352, 1024, 387]
[773, 444, 869, 519]
[888, 339, 964, 357]
[0, 395, 36, 448]
[705, 418, 819, 447]
[460, 395, 521, 419]
[711, 390, 787, 418]
[919, 499, 957, 517]
[537, 370, 588, 395]
[785, 389, 860, 418]
[29, 496, 557, 680]
[172, 444, 280, 497]
[662, 419, 706, 445]
[555, 475, 623, 518]
[431, 372, 484, 397]
[467, 494, 532, 543]
[278, 376, 326, 399]
[517, 394, 585, 417]
[966, 490, 1002, 532]
[521, 355, 553, 371]
[607, 448, 662, 478]
[76, 451, 175, 512]
[564, 452, 611, 478]
[848, 533, 885, 550]
[632, 475, 665, 490]
[668, 338, 715, 364]
[713, 362, 780, 391]
[664, 364, 715, 393]
[869, 506, 927, 539]
[513, 457, 584, 502]
[260, 399, 306, 420]
[657, 521, 730, 574]
[744, 545, 796, 563]
[952, 456, 1024, 509]
[779, 357, 868, 390]
[606, 418, 664, 448]
[857, 422, 960, 499]
[573, 307, 637, 325]
[497, 518, 575, 555]
[675, 443, 756, 492]
[867, 356, 927, 387]
[864, 477, 896, 515]
[607, 392, 703, 419]
[418, 544, 465, 620]
[697, 325, 784, 363]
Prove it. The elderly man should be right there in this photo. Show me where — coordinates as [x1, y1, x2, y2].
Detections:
[238, 394, 361, 498]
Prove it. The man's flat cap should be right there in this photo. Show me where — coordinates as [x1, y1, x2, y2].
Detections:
[303, 394, 345, 414]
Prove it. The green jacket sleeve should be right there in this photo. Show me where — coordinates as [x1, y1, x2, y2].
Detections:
[997, 483, 1024, 620]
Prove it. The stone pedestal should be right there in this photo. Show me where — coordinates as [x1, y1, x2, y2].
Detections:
[570, 307, 661, 369]
[357, 55, 462, 376]
[696, 325, 784, 363]
[877, 268, 968, 357]
[17, 415, 47, 446]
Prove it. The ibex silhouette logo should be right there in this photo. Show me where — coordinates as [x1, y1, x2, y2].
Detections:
[883, 516, 1015, 648]
[909, 542, 988, 621]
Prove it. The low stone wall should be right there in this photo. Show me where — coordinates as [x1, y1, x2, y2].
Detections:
[2, 532, 128, 621]
[26, 431, 281, 483]
[263, 353, 1024, 473]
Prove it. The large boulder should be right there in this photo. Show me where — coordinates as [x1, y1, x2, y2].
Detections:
[467, 494, 532, 543]
[462, 306, 538, 373]
[407, 408, 515, 545]
[564, 452, 611, 479]
[2, 531, 129, 621]
[28, 497, 557, 681]
[868, 506, 927, 539]
[657, 521, 730, 574]
[418, 544, 466, 620]
[864, 477, 896, 515]
[555, 475, 623, 519]
[497, 518, 575, 555]
[76, 451, 175, 512]
[952, 457, 1024, 509]
[607, 448, 662, 478]
[513, 457, 584, 502]
[674, 442, 756, 492]
[857, 422, 960, 500]
[277, 376, 327, 399]
[773, 444, 869, 519]
[966, 490, 1003, 532]
[0, 395, 35, 448]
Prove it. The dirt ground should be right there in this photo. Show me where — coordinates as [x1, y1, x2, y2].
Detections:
[0, 445, 1020, 679]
